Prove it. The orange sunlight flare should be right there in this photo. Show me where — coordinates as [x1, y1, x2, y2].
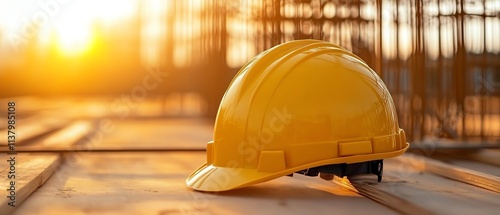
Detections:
[0, 0, 135, 57]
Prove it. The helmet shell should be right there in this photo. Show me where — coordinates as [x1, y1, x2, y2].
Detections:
[187, 40, 408, 192]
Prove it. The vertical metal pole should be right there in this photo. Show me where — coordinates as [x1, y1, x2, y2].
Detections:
[436, 0, 443, 138]
[376, 0, 383, 77]
[417, 0, 426, 140]
[408, 0, 415, 141]
[458, 0, 466, 140]
[395, 0, 401, 114]
[480, 0, 487, 141]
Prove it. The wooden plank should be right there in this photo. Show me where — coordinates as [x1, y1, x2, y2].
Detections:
[426, 149, 500, 170]
[7, 117, 499, 214]
[332, 176, 434, 215]
[397, 153, 500, 193]
[429, 152, 500, 177]
[17, 119, 394, 214]
[0, 118, 211, 153]
[333, 157, 500, 215]
[14, 152, 398, 215]
[38, 120, 96, 148]
[444, 159, 500, 177]
[0, 120, 97, 215]
[91, 118, 213, 149]
[458, 149, 500, 167]
[0, 120, 98, 153]
[0, 118, 214, 153]
[53, 97, 197, 119]
[0, 116, 71, 146]
[0, 154, 61, 214]
[0, 119, 212, 153]
[0, 97, 68, 117]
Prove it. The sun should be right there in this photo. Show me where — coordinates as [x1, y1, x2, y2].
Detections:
[0, 0, 136, 57]
[52, 0, 136, 56]
[53, 11, 94, 56]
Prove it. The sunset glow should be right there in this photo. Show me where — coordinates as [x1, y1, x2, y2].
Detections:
[0, 0, 135, 56]
[0, 0, 499, 66]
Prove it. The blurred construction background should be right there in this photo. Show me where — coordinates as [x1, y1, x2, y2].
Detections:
[0, 0, 499, 143]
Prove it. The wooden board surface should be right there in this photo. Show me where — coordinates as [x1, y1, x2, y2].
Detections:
[396, 154, 500, 193]
[9, 118, 396, 214]
[0, 120, 98, 215]
[341, 158, 500, 215]
[13, 152, 398, 215]
[0, 116, 71, 146]
[93, 118, 212, 149]
[3, 117, 500, 214]
[445, 159, 500, 177]
[457, 149, 500, 167]
[0, 154, 61, 214]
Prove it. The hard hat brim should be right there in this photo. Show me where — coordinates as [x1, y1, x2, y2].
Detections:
[186, 162, 294, 192]
[186, 142, 410, 192]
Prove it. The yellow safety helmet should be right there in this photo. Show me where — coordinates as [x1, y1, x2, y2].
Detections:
[187, 39, 409, 192]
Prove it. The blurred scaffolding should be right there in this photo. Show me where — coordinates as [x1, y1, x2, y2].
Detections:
[0, 0, 499, 142]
